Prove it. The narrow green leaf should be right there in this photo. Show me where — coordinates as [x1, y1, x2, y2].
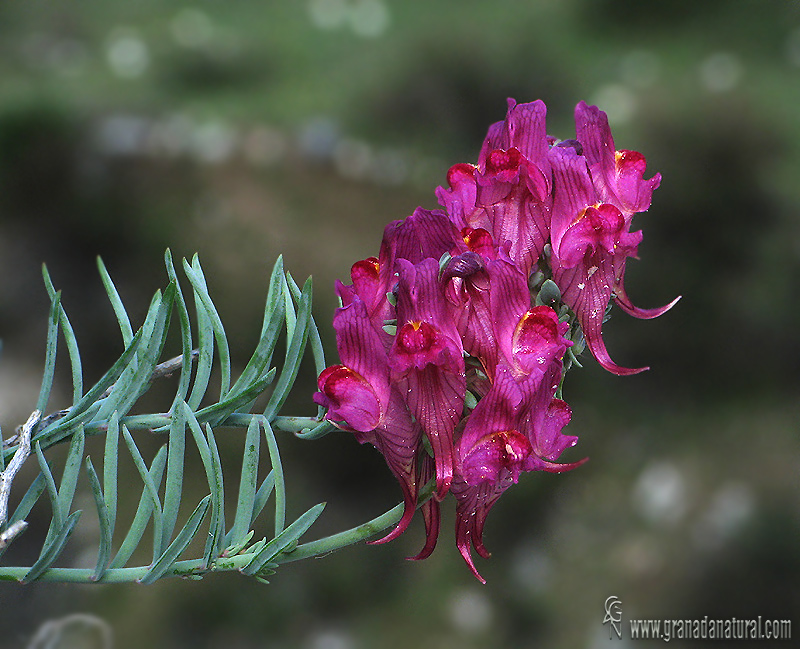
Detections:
[186, 278, 214, 410]
[35, 285, 61, 415]
[34, 330, 143, 449]
[93, 292, 161, 421]
[98, 284, 175, 418]
[164, 249, 195, 409]
[84, 456, 112, 582]
[103, 412, 120, 537]
[108, 446, 167, 569]
[281, 272, 297, 345]
[262, 419, 285, 537]
[185, 407, 222, 568]
[122, 427, 164, 563]
[6, 473, 46, 526]
[194, 368, 275, 427]
[97, 256, 134, 346]
[223, 529, 255, 557]
[139, 495, 211, 585]
[224, 281, 285, 404]
[251, 471, 275, 525]
[286, 273, 327, 419]
[268, 256, 285, 316]
[161, 405, 186, 550]
[56, 426, 85, 523]
[203, 424, 226, 563]
[286, 273, 326, 375]
[183, 256, 230, 399]
[240, 503, 325, 576]
[227, 417, 261, 547]
[263, 277, 312, 420]
[229, 259, 287, 396]
[186, 272, 214, 411]
[43, 268, 84, 403]
[22, 510, 82, 584]
[184, 402, 211, 469]
[34, 440, 63, 548]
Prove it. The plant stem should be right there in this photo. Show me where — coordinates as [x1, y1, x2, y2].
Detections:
[0, 494, 407, 583]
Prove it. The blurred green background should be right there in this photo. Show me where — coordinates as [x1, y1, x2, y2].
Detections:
[1, 1, 798, 647]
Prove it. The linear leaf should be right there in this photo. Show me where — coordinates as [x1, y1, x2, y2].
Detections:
[97, 257, 134, 346]
[34, 285, 61, 415]
[93, 291, 163, 421]
[262, 419, 285, 537]
[139, 495, 211, 585]
[161, 405, 186, 550]
[103, 411, 120, 537]
[22, 510, 82, 583]
[34, 330, 143, 450]
[186, 268, 215, 411]
[203, 424, 225, 564]
[251, 471, 276, 526]
[99, 284, 175, 418]
[281, 272, 296, 345]
[183, 256, 230, 399]
[7, 473, 46, 527]
[186, 308, 213, 411]
[194, 368, 275, 427]
[34, 440, 63, 549]
[122, 427, 164, 563]
[224, 274, 285, 403]
[184, 402, 211, 469]
[108, 445, 167, 569]
[240, 503, 325, 576]
[287, 273, 327, 419]
[185, 407, 223, 569]
[263, 277, 312, 420]
[84, 456, 112, 581]
[43, 266, 83, 402]
[164, 249, 195, 410]
[56, 426, 85, 523]
[227, 417, 261, 547]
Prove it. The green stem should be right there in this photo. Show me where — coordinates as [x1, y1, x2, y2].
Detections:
[3, 415, 337, 460]
[0, 493, 408, 584]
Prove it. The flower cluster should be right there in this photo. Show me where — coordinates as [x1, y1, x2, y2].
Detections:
[314, 99, 678, 581]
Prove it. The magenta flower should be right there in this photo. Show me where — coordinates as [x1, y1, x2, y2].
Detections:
[441, 227, 519, 374]
[437, 99, 552, 276]
[549, 138, 678, 374]
[574, 100, 660, 219]
[314, 96, 675, 581]
[314, 297, 421, 542]
[389, 257, 465, 501]
[454, 366, 583, 582]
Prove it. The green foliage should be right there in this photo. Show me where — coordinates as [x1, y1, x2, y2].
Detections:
[0, 252, 407, 584]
